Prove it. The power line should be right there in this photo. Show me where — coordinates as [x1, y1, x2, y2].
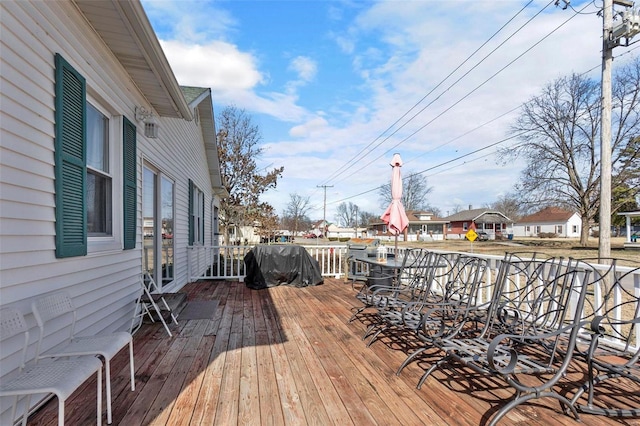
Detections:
[328, 43, 639, 207]
[316, 4, 640, 211]
[329, 1, 591, 187]
[315, 0, 540, 187]
[329, 132, 527, 205]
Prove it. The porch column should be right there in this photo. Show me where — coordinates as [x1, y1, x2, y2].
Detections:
[626, 215, 631, 243]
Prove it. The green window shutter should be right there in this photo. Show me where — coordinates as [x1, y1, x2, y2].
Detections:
[188, 179, 194, 245]
[54, 53, 87, 258]
[201, 196, 205, 245]
[123, 117, 137, 250]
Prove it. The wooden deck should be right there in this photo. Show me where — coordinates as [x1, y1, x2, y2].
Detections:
[28, 278, 638, 425]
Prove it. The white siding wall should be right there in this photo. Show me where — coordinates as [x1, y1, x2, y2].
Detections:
[566, 214, 582, 238]
[0, 2, 216, 422]
[512, 214, 581, 238]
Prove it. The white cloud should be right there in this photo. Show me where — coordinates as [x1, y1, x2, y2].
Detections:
[289, 56, 317, 82]
[160, 40, 263, 90]
[289, 117, 328, 138]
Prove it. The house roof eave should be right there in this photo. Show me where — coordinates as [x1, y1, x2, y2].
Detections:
[74, 0, 192, 120]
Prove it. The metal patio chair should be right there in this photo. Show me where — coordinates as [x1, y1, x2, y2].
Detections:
[417, 256, 591, 425]
[570, 260, 640, 418]
[130, 271, 178, 337]
[364, 252, 480, 347]
[0, 306, 103, 426]
[32, 292, 135, 424]
[348, 248, 427, 324]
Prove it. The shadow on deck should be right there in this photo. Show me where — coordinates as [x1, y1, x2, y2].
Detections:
[27, 278, 637, 425]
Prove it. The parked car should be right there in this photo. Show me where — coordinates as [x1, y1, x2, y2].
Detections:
[476, 231, 489, 241]
[303, 233, 318, 238]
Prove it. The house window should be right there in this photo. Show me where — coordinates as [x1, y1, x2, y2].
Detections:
[535, 226, 541, 233]
[463, 222, 468, 231]
[54, 53, 135, 258]
[86, 103, 112, 236]
[526, 226, 530, 232]
[189, 180, 205, 245]
[161, 176, 174, 284]
[143, 164, 174, 285]
[556, 225, 563, 234]
[572, 225, 578, 233]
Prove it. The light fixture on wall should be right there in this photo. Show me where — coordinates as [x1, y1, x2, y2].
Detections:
[135, 106, 159, 139]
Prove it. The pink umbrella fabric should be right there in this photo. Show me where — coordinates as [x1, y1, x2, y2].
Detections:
[381, 153, 409, 236]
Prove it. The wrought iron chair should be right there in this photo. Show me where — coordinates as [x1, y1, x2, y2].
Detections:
[348, 248, 427, 323]
[32, 292, 135, 424]
[364, 253, 485, 347]
[0, 306, 103, 426]
[417, 256, 592, 425]
[570, 260, 640, 418]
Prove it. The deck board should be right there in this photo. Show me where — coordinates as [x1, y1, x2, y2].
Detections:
[25, 278, 638, 425]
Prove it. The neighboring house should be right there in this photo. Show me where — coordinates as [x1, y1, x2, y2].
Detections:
[326, 224, 366, 239]
[617, 211, 640, 249]
[226, 223, 262, 245]
[369, 211, 448, 241]
[512, 207, 581, 238]
[407, 211, 449, 241]
[310, 219, 329, 237]
[0, 1, 225, 422]
[443, 208, 511, 240]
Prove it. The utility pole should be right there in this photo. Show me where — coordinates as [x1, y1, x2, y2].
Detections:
[354, 205, 359, 238]
[317, 185, 333, 238]
[599, 0, 639, 259]
[600, 0, 613, 260]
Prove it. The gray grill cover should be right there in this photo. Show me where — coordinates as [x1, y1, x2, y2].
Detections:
[244, 244, 323, 289]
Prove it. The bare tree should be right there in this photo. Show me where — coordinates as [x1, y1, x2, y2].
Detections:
[613, 136, 640, 214]
[500, 58, 640, 246]
[255, 204, 280, 243]
[450, 204, 464, 215]
[216, 105, 284, 243]
[335, 202, 359, 227]
[359, 210, 378, 226]
[487, 194, 530, 222]
[282, 193, 312, 236]
[379, 172, 433, 211]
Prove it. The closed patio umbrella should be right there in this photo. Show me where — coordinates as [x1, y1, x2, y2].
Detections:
[380, 153, 409, 256]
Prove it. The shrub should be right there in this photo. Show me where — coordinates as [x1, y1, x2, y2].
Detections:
[538, 232, 557, 239]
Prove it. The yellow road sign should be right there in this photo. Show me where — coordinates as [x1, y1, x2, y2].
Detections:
[466, 229, 478, 242]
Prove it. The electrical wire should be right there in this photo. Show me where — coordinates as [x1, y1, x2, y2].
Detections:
[328, 1, 593, 187]
[315, 0, 539, 188]
[329, 132, 527, 205]
[327, 43, 639, 208]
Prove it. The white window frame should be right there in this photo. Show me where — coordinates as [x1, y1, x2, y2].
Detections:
[86, 95, 121, 253]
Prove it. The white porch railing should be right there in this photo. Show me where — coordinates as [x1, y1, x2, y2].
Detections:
[187, 245, 252, 282]
[187, 244, 351, 281]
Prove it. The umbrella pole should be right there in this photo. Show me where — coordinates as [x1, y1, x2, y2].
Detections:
[394, 234, 398, 258]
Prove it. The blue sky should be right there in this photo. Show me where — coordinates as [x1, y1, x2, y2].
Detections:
[142, 0, 638, 222]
